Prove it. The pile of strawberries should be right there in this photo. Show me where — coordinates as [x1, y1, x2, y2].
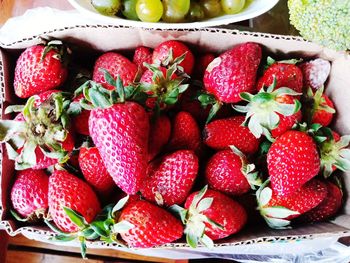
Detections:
[3, 39, 349, 256]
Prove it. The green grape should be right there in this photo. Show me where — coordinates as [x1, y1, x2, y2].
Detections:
[200, 0, 222, 18]
[162, 0, 190, 23]
[91, 0, 121, 16]
[186, 2, 205, 22]
[122, 0, 139, 20]
[136, 0, 163, 22]
[221, 0, 245, 14]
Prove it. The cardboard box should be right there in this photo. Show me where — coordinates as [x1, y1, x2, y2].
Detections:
[1, 25, 350, 255]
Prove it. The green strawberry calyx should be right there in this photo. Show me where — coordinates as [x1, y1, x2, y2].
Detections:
[197, 92, 222, 124]
[233, 78, 301, 140]
[170, 185, 223, 249]
[229, 145, 262, 190]
[157, 48, 190, 78]
[1, 92, 71, 170]
[256, 180, 299, 230]
[75, 70, 148, 110]
[40, 39, 71, 68]
[140, 62, 189, 109]
[265, 56, 303, 69]
[46, 195, 134, 259]
[319, 128, 350, 178]
[10, 207, 48, 223]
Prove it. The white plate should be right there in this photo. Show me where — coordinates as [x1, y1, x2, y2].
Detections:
[67, 0, 279, 29]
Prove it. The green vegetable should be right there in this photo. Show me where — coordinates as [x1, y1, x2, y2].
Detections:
[288, 0, 350, 51]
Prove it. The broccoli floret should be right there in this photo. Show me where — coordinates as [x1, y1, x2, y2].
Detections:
[288, 0, 350, 51]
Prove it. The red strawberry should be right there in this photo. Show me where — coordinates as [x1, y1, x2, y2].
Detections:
[118, 200, 183, 248]
[152, 40, 194, 75]
[195, 53, 215, 79]
[319, 129, 350, 177]
[141, 150, 199, 206]
[2, 92, 74, 170]
[133, 46, 152, 72]
[48, 170, 101, 233]
[257, 179, 327, 229]
[93, 52, 138, 90]
[257, 62, 303, 93]
[89, 101, 149, 195]
[148, 114, 171, 161]
[203, 43, 262, 104]
[71, 95, 90, 136]
[203, 116, 260, 155]
[307, 88, 335, 127]
[14, 42, 68, 98]
[140, 66, 188, 110]
[267, 131, 320, 197]
[179, 187, 247, 246]
[11, 169, 48, 220]
[297, 181, 342, 223]
[299, 58, 331, 90]
[167, 111, 201, 152]
[234, 76, 302, 139]
[205, 147, 260, 196]
[79, 146, 115, 196]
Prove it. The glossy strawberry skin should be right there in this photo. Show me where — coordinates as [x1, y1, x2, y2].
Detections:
[205, 150, 250, 196]
[299, 59, 330, 90]
[271, 95, 302, 138]
[265, 179, 327, 220]
[267, 131, 320, 197]
[133, 46, 152, 72]
[148, 115, 171, 161]
[79, 147, 115, 195]
[257, 63, 303, 93]
[11, 169, 49, 218]
[167, 111, 201, 152]
[203, 116, 260, 155]
[89, 102, 149, 195]
[204, 43, 262, 103]
[297, 181, 342, 223]
[72, 95, 90, 136]
[312, 94, 335, 126]
[93, 52, 138, 90]
[119, 200, 183, 248]
[14, 45, 67, 98]
[141, 150, 199, 206]
[48, 170, 101, 233]
[185, 189, 247, 240]
[152, 40, 194, 75]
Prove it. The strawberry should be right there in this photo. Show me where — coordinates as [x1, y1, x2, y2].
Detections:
[195, 53, 215, 79]
[118, 200, 184, 248]
[305, 87, 335, 127]
[235, 74, 302, 139]
[139, 64, 189, 110]
[148, 114, 171, 161]
[299, 58, 331, 90]
[14, 41, 68, 98]
[133, 46, 152, 73]
[48, 170, 101, 233]
[152, 40, 194, 75]
[166, 111, 201, 152]
[257, 179, 327, 229]
[318, 129, 350, 178]
[203, 43, 261, 104]
[172, 186, 246, 248]
[71, 95, 90, 136]
[257, 59, 303, 93]
[10, 169, 48, 221]
[80, 72, 150, 195]
[297, 181, 342, 223]
[79, 146, 115, 196]
[141, 150, 199, 206]
[203, 116, 260, 155]
[205, 147, 261, 196]
[267, 131, 320, 197]
[1, 92, 74, 170]
[93, 52, 138, 90]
